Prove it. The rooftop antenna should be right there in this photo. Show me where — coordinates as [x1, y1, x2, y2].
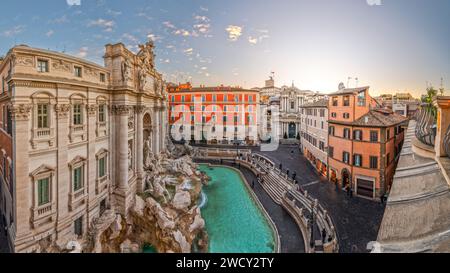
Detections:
[355, 77, 359, 88]
[270, 71, 275, 80]
[347, 77, 352, 88]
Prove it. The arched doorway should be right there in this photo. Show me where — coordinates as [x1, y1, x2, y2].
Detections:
[341, 168, 351, 189]
[288, 122, 296, 138]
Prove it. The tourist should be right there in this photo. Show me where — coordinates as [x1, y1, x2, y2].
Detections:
[349, 187, 353, 198]
[291, 150, 294, 155]
[292, 171, 297, 180]
[286, 169, 290, 176]
[380, 194, 384, 204]
[279, 163, 282, 170]
[321, 228, 327, 243]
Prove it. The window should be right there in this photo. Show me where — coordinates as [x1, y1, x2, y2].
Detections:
[331, 112, 337, 118]
[74, 66, 82, 77]
[329, 126, 335, 136]
[353, 130, 362, 141]
[98, 157, 106, 178]
[248, 96, 253, 102]
[202, 116, 206, 123]
[171, 96, 175, 102]
[73, 166, 83, 191]
[191, 115, 195, 122]
[320, 109, 325, 117]
[2, 77, 5, 94]
[343, 113, 350, 119]
[223, 116, 227, 123]
[328, 146, 334, 157]
[291, 101, 295, 109]
[74, 217, 83, 237]
[98, 105, 105, 123]
[343, 96, 350, 106]
[332, 97, 338, 106]
[343, 152, 350, 164]
[201, 95, 206, 102]
[190, 106, 194, 112]
[386, 129, 390, 140]
[353, 154, 362, 167]
[100, 73, 106, 82]
[234, 95, 239, 102]
[37, 104, 49, 128]
[223, 105, 227, 112]
[37, 59, 49, 73]
[73, 104, 83, 125]
[357, 91, 366, 106]
[386, 153, 390, 167]
[319, 141, 325, 151]
[201, 105, 206, 112]
[370, 156, 378, 169]
[37, 178, 50, 206]
[321, 121, 324, 129]
[248, 106, 253, 112]
[181, 96, 185, 102]
[224, 95, 228, 102]
[234, 115, 238, 123]
[343, 128, 351, 139]
[370, 131, 378, 142]
[213, 95, 216, 102]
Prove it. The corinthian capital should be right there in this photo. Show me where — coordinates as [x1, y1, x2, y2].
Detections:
[111, 105, 131, 115]
[135, 105, 147, 114]
[10, 104, 32, 121]
[87, 104, 97, 116]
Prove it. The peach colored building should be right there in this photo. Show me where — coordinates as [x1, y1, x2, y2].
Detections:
[327, 87, 407, 199]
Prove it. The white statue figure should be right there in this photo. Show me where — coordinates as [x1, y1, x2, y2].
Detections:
[144, 137, 153, 168]
[138, 68, 147, 91]
[128, 144, 132, 171]
[121, 59, 131, 82]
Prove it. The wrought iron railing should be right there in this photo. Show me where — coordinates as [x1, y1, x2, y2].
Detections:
[415, 104, 437, 146]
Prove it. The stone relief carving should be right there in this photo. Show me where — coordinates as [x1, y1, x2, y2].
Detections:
[138, 68, 147, 91]
[9, 104, 32, 121]
[52, 59, 71, 72]
[84, 67, 99, 78]
[128, 143, 132, 171]
[87, 104, 97, 116]
[14, 55, 34, 67]
[54, 104, 71, 119]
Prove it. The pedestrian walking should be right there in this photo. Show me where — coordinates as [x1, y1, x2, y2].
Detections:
[380, 194, 384, 204]
[279, 163, 282, 170]
[291, 149, 294, 155]
[292, 171, 297, 180]
[321, 228, 327, 243]
[286, 169, 290, 176]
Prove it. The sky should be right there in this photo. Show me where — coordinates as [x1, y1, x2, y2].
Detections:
[0, 0, 449, 97]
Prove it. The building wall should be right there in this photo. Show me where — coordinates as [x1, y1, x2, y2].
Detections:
[168, 85, 259, 145]
[0, 42, 168, 252]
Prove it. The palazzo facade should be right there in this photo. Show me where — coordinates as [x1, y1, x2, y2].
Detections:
[0, 41, 168, 252]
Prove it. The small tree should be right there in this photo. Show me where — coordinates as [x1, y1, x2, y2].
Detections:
[422, 86, 438, 118]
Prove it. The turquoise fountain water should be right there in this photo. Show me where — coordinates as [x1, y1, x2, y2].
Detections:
[198, 164, 275, 253]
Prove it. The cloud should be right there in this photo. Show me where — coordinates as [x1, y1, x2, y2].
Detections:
[226, 25, 242, 41]
[200, 6, 208, 12]
[183, 48, 193, 55]
[77, 47, 88, 58]
[174, 29, 193, 37]
[163, 21, 176, 29]
[122, 33, 138, 43]
[367, 0, 382, 6]
[2, 25, 25, 37]
[248, 36, 258, 45]
[46, 30, 55, 37]
[50, 15, 68, 24]
[107, 9, 122, 16]
[88, 19, 115, 32]
[67, 0, 81, 6]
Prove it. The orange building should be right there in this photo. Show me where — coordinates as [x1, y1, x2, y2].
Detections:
[168, 83, 259, 145]
[327, 87, 407, 200]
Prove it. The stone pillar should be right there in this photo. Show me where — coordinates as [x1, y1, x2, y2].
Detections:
[54, 104, 72, 245]
[86, 104, 97, 221]
[10, 104, 32, 250]
[434, 97, 450, 157]
[113, 105, 130, 215]
[135, 105, 145, 192]
[153, 107, 160, 154]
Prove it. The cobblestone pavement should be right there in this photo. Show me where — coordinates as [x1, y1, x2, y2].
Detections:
[196, 159, 306, 253]
[251, 145, 386, 253]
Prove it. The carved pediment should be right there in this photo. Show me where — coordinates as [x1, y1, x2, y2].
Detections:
[68, 156, 87, 167]
[30, 164, 56, 178]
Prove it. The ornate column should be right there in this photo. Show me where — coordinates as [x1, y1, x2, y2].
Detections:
[153, 106, 160, 154]
[135, 105, 145, 192]
[10, 104, 32, 245]
[112, 105, 130, 215]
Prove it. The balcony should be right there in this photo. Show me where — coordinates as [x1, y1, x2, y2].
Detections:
[31, 128, 55, 149]
[69, 187, 87, 211]
[414, 104, 436, 147]
[96, 176, 109, 195]
[69, 124, 87, 142]
[31, 202, 56, 228]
